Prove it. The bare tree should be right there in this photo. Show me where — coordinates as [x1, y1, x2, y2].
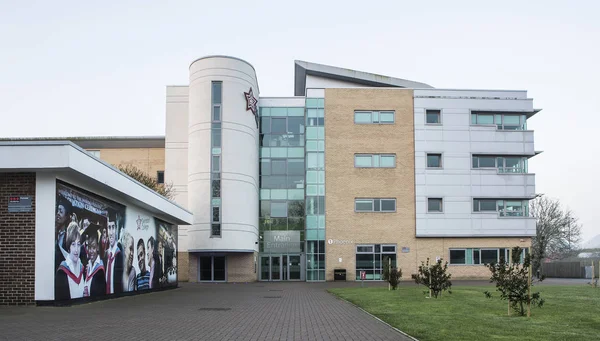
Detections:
[117, 164, 175, 200]
[530, 196, 581, 274]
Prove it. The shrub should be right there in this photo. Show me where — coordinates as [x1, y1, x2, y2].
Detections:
[388, 267, 402, 290]
[411, 258, 452, 298]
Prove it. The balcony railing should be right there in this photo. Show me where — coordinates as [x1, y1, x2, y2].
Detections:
[497, 167, 527, 174]
[499, 210, 529, 217]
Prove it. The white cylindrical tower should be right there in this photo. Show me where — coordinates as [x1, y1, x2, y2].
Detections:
[187, 56, 259, 253]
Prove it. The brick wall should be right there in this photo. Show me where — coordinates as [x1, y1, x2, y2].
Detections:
[227, 253, 257, 282]
[178, 251, 190, 282]
[0, 173, 36, 305]
[188, 253, 198, 283]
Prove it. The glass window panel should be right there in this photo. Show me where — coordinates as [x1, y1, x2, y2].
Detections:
[271, 160, 286, 175]
[260, 201, 270, 217]
[271, 147, 287, 158]
[318, 153, 325, 168]
[212, 129, 221, 148]
[260, 117, 270, 133]
[373, 199, 380, 212]
[381, 199, 396, 212]
[307, 109, 318, 118]
[427, 154, 441, 168]
[372, 155, 380, 167]
[306, 171, 318, 184]
[211, 180, 220, 197]
[317, 197, 325, 215]
[288, 117, 304, 134]
[472, 156, 478, 168]
[505, 157, 521, 168]
[212, 156, 220, 172]
[479, 200, 497, 211]
[306, 185, 318, 196]
[317, 141, 324, 151]
[372, 111, 380, 123]
[450, 250, 466, 264]
[307, 153, 318, 169]
[287, 159, 304, 175]
[428, 198, 442, 212]
[380, 155, 395, 167]
[211, 82, 222, 104]
[260, 189, 270, 200]
[288, 189, 304, 200]
[213, 106, 221, 121]
[495, 114, 503, 126]
[306, 229, 318, 240]
[382, 245, 396, 253]
[355, 155, 372, 167]
[471, 114, 477, 124]
[306, 127, 319, 140]
[212, 147, 221, 155]
[380, 112, 395, 123]
[473, 250, 481, 264]
[260, 159, 271, 175]
[271, 107, 287, 116]
[271, 202, 287, 217]
[306, 197, 316, 215]
[212, 206, 220, 222]
[288, 217, 304, 231]
[354, 112, 372, 123]
[317, 98, 325, 107]
[426, 110, 440, 124]
[355, 199, 373, 212]
[271, 189, 287, 200]
[317, 185, 325, 196]
[287, 107, 304, 116]
[271, 118, 286, 133]
[477, 114, 494, 125]
[261, 176, 287, 189]
[306, 140, 318, 151]
[288, 148, 304, 158]
[317, 127, 325, 139]
[318, 215, 325, 228]
[288, 175, 304, 188]
[481, 249, 499, 264]
[317, 171, 325, 184]
[316, 109, 324, 118]
[306, 98, 319, 108]
[260, 107, 270, 117]
[306, 215, 318, 228]
[503, 115, 520, 125]
[288, 201, 304, 217]
[478, 156, 496, 168]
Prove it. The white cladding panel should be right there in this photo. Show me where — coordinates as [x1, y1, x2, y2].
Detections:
[306, 74, 366, 89]
[414, 90, 536, 237]
[187, 56, 259, 252]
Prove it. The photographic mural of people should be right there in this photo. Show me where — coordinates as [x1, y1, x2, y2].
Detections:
[54, 181, 178, 302]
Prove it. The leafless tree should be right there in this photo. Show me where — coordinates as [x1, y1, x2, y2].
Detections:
[117, 164, 175, 200]
[530, 196, 581, 273]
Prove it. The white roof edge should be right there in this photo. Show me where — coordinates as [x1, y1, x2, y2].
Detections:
[0, 141, 192, 225]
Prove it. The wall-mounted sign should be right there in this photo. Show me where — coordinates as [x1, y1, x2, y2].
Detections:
[8, 196, 32, 212]
[327, 239, 354, 245]
[401, 247, 410, 253]
[244, 87, 259, 128]
[263, 231, 301, 253]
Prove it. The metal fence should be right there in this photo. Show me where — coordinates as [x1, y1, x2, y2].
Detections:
[542, 260, 600, 278]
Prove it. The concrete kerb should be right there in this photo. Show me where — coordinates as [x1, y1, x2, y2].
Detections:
[328, 290, 420, 341]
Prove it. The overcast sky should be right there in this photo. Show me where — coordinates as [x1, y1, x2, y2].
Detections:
[1, 0, 598, 242]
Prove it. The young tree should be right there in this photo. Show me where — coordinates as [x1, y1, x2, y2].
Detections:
[530, 196, 582, 274]
[411, 258, 452, 298]
[484, 246, 545, 316]
[117, 164, 175, 200]
[382, 257, 402, 290]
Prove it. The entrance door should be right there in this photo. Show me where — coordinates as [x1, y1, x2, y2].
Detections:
[288, 255, 301, 280]
[270, 256, 281, 281]
[198, 255, 226, 282]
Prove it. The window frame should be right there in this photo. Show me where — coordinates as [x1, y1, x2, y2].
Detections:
[470, 111, 527, 131]
[157, 171, 165, 184]
[426, 153, 443, 168]
[354, 110, 396, 125]
[354, 154, 396, 168]
[449, 249, 467, 265]
[425, 109, 442, 125]
[427, 198, 444, 213]
[354, 198, 396, 213]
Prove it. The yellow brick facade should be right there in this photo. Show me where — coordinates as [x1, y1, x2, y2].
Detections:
[227, 253, 258, 283]
[324, 88, 530, 281]
[90, 148, 165, 179]
[178, 251, 190, 282]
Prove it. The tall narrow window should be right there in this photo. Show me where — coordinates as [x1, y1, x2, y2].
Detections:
[157, 171, 165, 184]
[211, 81, 223, 237]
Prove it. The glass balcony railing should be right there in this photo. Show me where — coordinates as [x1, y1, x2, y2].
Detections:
[497, 167, 527, 174]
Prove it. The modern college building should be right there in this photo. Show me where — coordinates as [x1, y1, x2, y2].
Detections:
[3, 55, 540, 287]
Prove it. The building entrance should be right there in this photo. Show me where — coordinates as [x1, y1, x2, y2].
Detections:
[260, 254, 303, 281]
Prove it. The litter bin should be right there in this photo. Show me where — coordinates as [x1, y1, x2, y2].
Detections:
[334, 269, 346, 281]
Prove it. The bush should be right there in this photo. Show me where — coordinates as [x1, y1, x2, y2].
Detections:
[411, 258, 452, 298]
[388, 267, 402, 290]
[117, 164, 175, 200]
[484, 246, 545, 316]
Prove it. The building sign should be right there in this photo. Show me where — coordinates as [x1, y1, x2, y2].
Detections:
[401, 247, 410, 253]
[327, 239, 354, 245]
[263, 231, 300, 253]
[8, 196, 32, 212]
[244, 87, 259, 128]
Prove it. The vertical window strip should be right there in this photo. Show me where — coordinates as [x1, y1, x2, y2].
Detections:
[211, 81, 223, 237]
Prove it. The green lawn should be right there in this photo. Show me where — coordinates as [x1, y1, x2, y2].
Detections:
[328, 285, 600, 341]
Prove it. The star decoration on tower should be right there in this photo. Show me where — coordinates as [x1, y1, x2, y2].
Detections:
[244, 87, 259, 128]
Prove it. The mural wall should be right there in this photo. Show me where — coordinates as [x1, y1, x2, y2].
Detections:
[54, 180, 177, 301]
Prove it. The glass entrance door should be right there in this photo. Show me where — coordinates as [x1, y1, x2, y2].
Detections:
[260, 254, 303, 281]
[288, 255, 301, 280]
[271, 256, 281, 281]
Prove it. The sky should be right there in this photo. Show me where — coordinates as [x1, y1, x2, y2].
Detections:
[1, 0, 598, 243]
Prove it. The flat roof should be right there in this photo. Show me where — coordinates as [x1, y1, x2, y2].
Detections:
[0, 136, 166, 149]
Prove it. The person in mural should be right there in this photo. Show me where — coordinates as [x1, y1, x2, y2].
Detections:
[55, 222, 85, 301]
[157, 239, 165, 284]
[147, 237, 160, 289]
[136, 238, 151, 290]
[104, 211, 123, 294]
[55, 197, 73, 270]
[121, 232, 137, 292]
[82, 224, 106, 297]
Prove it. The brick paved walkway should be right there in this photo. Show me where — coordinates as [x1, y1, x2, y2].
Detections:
[0, 282, 412, 341]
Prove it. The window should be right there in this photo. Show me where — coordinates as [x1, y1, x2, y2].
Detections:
[473, 199, 497, 212]
[472, 155, 496, 168]
[426, 110, 441, 124]
[426, 154, 442, 168]
[428, 198, 443, 212]
[473, 199, 529, 216]
[471, 112, 527, 130]
[472, 155, 528, 173]
[355, 198, 396, 212]
[211, 223, 221, 237]
[212, 156, 220, 172]
[450, 250, 466, 265]
[481, 249, 499, 264]
[354, 154, 396, 168]
[354, 111, 395, 124]
[157, 171, 165, 184]
[356, 244, 397, 280]
[270, 202, 287, 217]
